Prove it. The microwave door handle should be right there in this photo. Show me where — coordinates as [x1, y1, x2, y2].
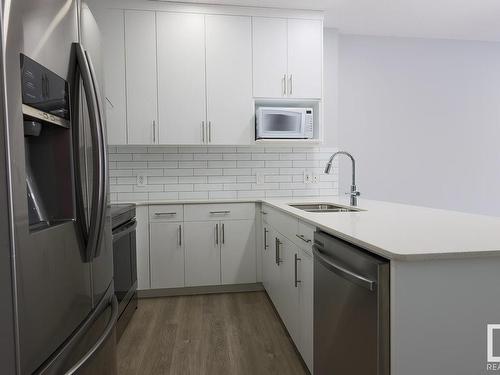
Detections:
[74, 43, 106, 262]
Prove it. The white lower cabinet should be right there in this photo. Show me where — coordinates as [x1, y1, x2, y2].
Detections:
[276, 235, 300, 345]
[221, 220, 256, 284]
[184, 221, 221, 287]
[262, 217, 314, 373]
[150, 221, 184, 289]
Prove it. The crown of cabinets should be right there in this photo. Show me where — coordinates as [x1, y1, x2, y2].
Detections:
[100, 8, 323, 145]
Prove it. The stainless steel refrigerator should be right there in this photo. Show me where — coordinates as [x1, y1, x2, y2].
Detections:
[0, 0, 116, 374]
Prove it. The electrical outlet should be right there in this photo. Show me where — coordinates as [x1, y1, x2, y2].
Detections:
[304, 170, 312, 184]
[256, 172, 265, 185]
[312, 173, 319, 184]
[136, 173, 147, 187]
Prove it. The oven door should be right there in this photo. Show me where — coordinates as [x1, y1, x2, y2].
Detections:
[257, 108, 305, 139]
[112, 219, 137, 314]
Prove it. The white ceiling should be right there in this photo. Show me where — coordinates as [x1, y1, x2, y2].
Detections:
[175, 0, 500, 41]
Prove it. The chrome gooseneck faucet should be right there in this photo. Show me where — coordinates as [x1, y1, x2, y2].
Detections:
[324, 151, 360, 206]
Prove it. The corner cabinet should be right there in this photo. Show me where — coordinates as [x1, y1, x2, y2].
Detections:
[149, 205, 185, 289]
[98, 3, 324, 146]
[97, 8, 127, 144]
[124, 10, 158, 144]
[252, 17, 323, 99]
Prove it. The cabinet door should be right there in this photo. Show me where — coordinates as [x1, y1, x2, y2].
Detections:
[150, 222, 184, 289]
[205, 15, 253, 145]
[157, 12, 206, 145]
[220, 220, 256, 284]
[252, 17, 288, 98]
[298, 249, 313, 372]
[136, 206, 150, 290]
[278, 237, 300, 346]
[98, 9, 127, 144]
[184, 221, 221, 286]
[124, 10, 158, 144]
[287, 19, 322, 99]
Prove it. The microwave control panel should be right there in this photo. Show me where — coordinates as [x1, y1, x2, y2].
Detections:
[305, 109, 314, 138]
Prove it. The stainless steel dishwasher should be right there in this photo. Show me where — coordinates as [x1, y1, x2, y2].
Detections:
[313, 231, 390, 375]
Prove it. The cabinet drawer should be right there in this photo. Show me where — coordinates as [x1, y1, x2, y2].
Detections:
[149, 205, 184, 222]
[262, 204, 298, 242]
[294, 220, 315, 254]
[184, 203, 255, 221]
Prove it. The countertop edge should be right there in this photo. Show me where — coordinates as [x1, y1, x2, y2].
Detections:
[112, 197, 500, 261]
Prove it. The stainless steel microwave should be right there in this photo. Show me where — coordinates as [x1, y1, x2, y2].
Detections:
[256, 107, 313, 139]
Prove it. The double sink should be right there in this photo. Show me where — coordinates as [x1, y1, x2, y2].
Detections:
[289, 203, 363, 213]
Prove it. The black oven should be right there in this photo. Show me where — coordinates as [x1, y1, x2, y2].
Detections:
[111, 204, 137, 340]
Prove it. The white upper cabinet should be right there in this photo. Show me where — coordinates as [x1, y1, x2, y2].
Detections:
[287, 19, 323, 99]
[252, 17, 288, 98]
[100, 6, 323, 145]
[157, 13, 206, 145]
[98, 9, 127, 144]
[124, 10, 158, 144]
[252, 17, 323, 99]
[205, 15, 253, 145]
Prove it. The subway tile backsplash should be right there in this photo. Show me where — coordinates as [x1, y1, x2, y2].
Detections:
[108, 146, 339, 202]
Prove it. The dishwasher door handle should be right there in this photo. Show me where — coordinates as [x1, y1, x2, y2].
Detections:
[313, 245, 377, 291]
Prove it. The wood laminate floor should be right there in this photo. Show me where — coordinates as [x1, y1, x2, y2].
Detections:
[117, 291, 308, 375]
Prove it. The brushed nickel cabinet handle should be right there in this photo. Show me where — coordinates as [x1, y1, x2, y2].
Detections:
[178, 224, 182, 247]
[275, 238, 282, 265]
[215, 223, 219, 245]
[222, 223, 225, 244]
[154, 212, 177, 216]
[289, 74, 293, 96]
[264, 228, 268, 249]
[294, 253, 301, 287]
[295, 234, 312, 243]
[210, 210, 230, 215]
[202, 121, 205, 143]
[208, 121, 212, 143]
[152, 120, 156, 143]
[282, 74, 287, 96]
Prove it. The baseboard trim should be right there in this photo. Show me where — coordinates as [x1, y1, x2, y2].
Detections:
[137, 283, 264, 298]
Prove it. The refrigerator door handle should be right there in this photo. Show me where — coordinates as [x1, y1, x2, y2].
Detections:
[74, 43, 107, 262]
[84, 48, 108, 260]
[65, 295, 118, 375]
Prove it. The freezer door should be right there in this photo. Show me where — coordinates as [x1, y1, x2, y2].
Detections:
[1, 1, 94, 373]
[37, 285, 118, 375]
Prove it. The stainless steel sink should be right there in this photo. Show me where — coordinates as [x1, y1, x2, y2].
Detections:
[289, 203, 363, 213]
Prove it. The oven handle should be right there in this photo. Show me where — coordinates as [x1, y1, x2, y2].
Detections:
[313, 245, 376, 291]
[112, 219, 137, 241]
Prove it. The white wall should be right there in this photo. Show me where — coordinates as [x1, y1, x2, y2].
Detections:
[337, 35, 500, 216]
[323, 28, 339, 146]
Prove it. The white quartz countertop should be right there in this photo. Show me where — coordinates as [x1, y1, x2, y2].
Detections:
[115, 196, 500, 261]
